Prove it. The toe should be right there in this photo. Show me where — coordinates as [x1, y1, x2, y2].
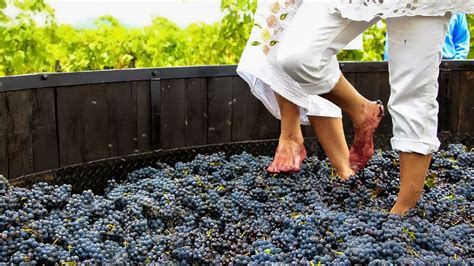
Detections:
[292, 157, 301, 172]
[266, 166, 274, 173]
[280, 165, 291, 173]
[267, 164, 278, 173]
[292, 164, 300, 173]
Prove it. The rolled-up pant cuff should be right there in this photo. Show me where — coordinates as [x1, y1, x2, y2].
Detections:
[297, 62, 341, 96]
[391, 138, 440, 155]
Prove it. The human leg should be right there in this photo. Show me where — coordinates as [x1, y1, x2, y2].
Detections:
[386, 15, 450, 214]
[323, 76, 385, 171]
[308, 115, 354, 179]
[267, 93, 306, 173]
[390, 153, 432, 214]
[277, 2, 383, 171]
[268, 92, 347, 175]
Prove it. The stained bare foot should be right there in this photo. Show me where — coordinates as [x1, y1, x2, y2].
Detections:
[267, 137, 306, 174]
[349, 100, 384, 172]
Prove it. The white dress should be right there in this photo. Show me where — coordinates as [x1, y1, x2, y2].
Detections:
[330, 0, 474, 21]
[237, 0, 473, 125]
[237, 0, 342, 125]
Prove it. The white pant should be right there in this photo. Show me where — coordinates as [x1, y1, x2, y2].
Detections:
[277, 2, 450, 155]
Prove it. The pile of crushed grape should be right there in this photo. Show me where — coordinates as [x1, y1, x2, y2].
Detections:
[0, 144, 472, 264]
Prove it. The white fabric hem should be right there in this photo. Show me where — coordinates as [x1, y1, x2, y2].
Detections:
[237, 69, 342, 125]
[237, 62, 342, 126]
[298, 67, 342, 96]
[391, 138, 441, 155]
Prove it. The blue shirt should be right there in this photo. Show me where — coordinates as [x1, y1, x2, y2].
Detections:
[384, 13, 470, 60]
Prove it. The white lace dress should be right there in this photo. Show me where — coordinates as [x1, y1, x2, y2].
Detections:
[237, 0, 342, 125]
[237, 0, 473, 125]
[330, 0, 474, 21]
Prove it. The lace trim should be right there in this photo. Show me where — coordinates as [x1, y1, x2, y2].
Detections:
[329, 0, 474, 21]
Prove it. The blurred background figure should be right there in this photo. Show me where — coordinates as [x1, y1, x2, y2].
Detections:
[385, 13, 471, 60]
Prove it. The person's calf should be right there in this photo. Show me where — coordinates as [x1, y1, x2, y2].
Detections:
[390, 152, 432, 214]
[308, 116, 355, 180]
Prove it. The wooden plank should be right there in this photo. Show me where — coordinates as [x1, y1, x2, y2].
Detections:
[302, 125, 315, 138]
[458, 71, 474, 132]
[185, 78, 207, 146]
[232, 76, 258, 141]
[134, 81, 152, 153]
[81, 84, 113, 162]
[437, 70, 452, 132]
[58, 84, 115, 165]
[31, 88, 59, 173]
[150, 79, 161, 149]
[6, 90, 34, 177]
[105, 82, 136, 156]
[0, 93, 8, 178]
[254, 87, 280, 140]
[375, 72, 392, 135]
[207, 77, 233, 144]
[5, 61, 474, 92]
[355, 72, 392, 135]
[58, 82, 150, 167]
[57, 85, 87, 166]
[447, 72, 461, 133]
[232, 76, 279, 141]
[160, 79, 186, 149]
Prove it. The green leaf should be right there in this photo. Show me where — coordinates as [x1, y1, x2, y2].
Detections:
[269, 40, 279, 46]
[402, 228, 416, 241]
[424, 172, 437, 189]
[443, 194, 456, 201]
[251, 41, 261, 46]
[207, 228, 214, 236]
[280, 13, 288, 20]
[290, 212, 301, 219]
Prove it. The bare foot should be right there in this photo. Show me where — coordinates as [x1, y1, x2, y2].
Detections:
[338, 168, 356, 180]
[349, 100, 384, 172]
[390, 182, 424, 214]
[267, 137, 306, 174]
[390, 202, 412, 215]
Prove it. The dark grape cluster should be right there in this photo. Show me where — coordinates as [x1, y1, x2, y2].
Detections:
[0, 145, 472, 264]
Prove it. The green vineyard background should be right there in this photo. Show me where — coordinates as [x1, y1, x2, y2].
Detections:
[0, 0, 473, 76]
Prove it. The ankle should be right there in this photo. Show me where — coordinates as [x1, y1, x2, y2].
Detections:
[279, 134, 304, 144]
[390, 200, 415, 215]
[351, 101, 369, 128]
[338, 168, 355, 180]
[351, 100, 377, 128]
[391, 193, 421, 214]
